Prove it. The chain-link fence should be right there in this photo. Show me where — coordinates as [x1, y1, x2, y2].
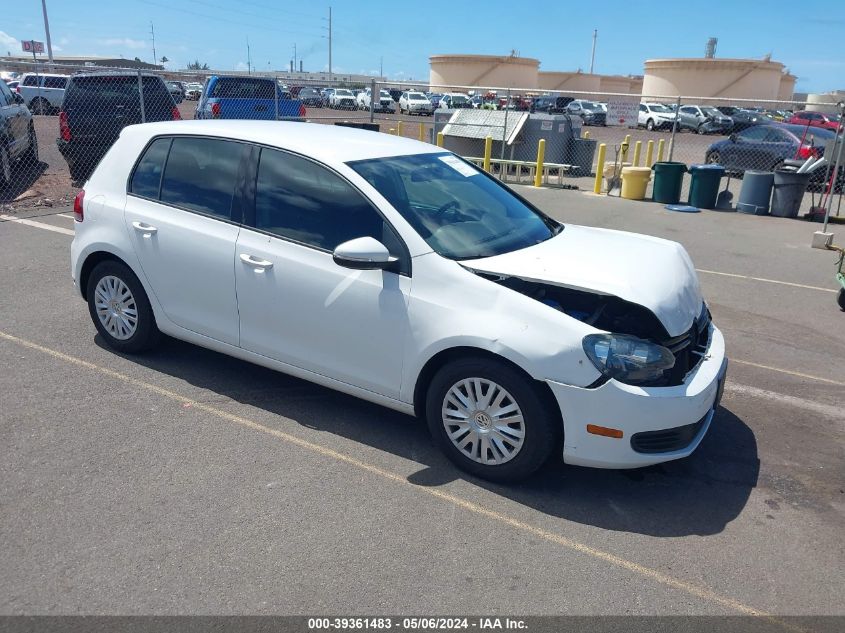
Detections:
[2, 60, 843, 222]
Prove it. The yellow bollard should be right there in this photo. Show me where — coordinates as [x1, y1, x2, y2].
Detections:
[483, 136, 492, 173]
[389, 128, 396, 135]
[534, 139, 546, 187]
[582, 130, 590, 139]
[397, 120, 404, 137]
[657, 138, 665, 163]
[646, 140, 654, 166]
[418, 122, 424, 141]
[594, 143, 607, 194]
[632, 140, 642, 167]
[436, 132, 444, 147]
[621, 134, 631, 162]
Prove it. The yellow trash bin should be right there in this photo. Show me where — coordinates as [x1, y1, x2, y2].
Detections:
[620, 166, 652, 200]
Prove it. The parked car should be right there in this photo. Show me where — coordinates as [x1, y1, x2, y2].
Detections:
[321, 88, 335, 107]
[530, 96, 573, 114]
[18, 73, 69, 115]
[71, 120, 726, 482]
[185, 83, 203, 101]
[500, 96, 531, 111]
[716, 107, 770, 132]
[196, 75, 305, 121]
[0, 79, 38, 188]
[329, 88, 356, 110]
[297, 87, 323, 107]
[398, 91, 433, 115]
[677, 105, 733, 134]
[357, 89, 395, 113]
[5, 80, 20, 92]
[566, 100, 606, 126]
[428, 93, 444, 109]
[638, 102, 676, 131]
[787, 110, 840, 131]
[57, 71, 181, 182]
[438, 93, 471, 109]
[165, 80, 185, 104]
[704, 123, 839, 188]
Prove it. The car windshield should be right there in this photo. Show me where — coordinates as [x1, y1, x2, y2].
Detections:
[703, 107, 722, 117]
[211, 78, 276, 99]
[379, 90, 391, 97]
[335, 89, 353, 97]
[348, 153, 560, 260]
[781, 123, 836, 139]
[580, 101, 599, 110]
[409, 93, 427, 100]
[648, 104, 672, 113]
[450, 95, 468, 104]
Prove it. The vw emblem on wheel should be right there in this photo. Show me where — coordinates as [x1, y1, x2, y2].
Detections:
[474, 412, 492, 429]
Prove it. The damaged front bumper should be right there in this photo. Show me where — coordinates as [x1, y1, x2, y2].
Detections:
[548, 324, 727, 469]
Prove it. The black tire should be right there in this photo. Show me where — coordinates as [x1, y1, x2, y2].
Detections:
[29, 97, 49, 115]
[838, 288, 845, 311]
[86, 260, 160, 354]
[24, 123, 38, 162]
[697, 124, 706, 135]
[425, 357, 558, 482]
[646, 119, 655, 131]
[0, 142, 10, 189]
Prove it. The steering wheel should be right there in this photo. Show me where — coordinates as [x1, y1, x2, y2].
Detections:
[435, 200, 461, 217]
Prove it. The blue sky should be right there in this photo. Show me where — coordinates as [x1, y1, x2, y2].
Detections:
[3, 0, 844, 92]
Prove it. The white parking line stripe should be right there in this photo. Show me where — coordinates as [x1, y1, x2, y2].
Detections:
[696, 268, 836, 293]
[731, 359, 845, 387]
[724, 383, 844, 421]
[58, 213, 75, 220]
[0, 214, 74, 236]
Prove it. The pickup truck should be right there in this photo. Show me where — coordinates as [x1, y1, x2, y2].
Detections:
[195, 75, 305, 120]
[18, 73, 69, 115]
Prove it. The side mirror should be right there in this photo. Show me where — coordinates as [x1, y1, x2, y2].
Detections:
[729, 133, 737, 142]
[333, 236, 397, 271]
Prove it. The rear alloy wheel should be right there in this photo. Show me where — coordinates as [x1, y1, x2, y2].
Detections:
[646, 119, 655, 131]
[697, 124, 707, 135]
[706, 151, 721, 165]
[87, 260, 160, 354]
[426, 358, 557, 482]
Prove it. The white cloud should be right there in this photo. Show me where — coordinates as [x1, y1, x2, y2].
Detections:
[0, 30, 21, 53]
[100, 38, 147, 50]
[235, 61, 249, 71]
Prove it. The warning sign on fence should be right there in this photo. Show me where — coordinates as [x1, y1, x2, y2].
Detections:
[607, 100, 639, 127]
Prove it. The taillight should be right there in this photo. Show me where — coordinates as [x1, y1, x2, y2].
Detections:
[171, 105, 182, 120]
[798, 144, 819, 159]
[15, 85, 21, 93]
[211, 102, 221, 118]
[73, 190, 84, 222]
[59, 111, 71, 141]
[299, 103, 306, 117]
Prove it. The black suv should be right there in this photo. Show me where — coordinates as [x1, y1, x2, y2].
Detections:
[530, 96, 574, 114]
[0, 80, 37, 189]
[58, 71, 179, 181]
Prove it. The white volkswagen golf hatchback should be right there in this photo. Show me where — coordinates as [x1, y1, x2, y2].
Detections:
[71, 120, 727, 482]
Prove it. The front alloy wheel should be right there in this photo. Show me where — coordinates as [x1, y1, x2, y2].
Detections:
[426, 358, 558, 482]
[94, 276, 138, 340]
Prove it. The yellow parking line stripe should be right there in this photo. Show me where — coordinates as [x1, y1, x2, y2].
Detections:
[0, 214, 75, 236]
[731, 359, 845, 387]
[696, 268, 836, 293]
[0, 329, 806, 630]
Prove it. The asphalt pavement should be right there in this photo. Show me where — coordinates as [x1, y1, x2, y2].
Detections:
[0, 190, 843, 620]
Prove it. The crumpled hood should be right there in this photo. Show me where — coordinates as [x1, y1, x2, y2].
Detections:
[467, 224, 703, 337]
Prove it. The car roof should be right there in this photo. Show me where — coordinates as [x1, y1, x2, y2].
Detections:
[70, 70, 164, 79]
[123, 120, 444, 164]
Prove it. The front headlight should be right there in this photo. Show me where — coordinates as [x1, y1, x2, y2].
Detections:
[582, 333, 675, 385]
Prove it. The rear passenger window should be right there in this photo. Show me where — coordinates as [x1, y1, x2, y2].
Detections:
[23, 75, 38, 86]
[44, 76, 66, 89]
[129, 138, 171, 199]
[159, 137, 242, 219]
[255, 148, 389, 252]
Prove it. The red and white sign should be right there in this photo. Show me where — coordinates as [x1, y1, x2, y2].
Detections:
[21, 40, 45, 54]
[607, 100, 639, 127]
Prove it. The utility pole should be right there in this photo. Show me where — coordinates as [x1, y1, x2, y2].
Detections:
[41, 0, 54, 63]
[322, 7, 332, 79]
[589, 29, 597, 74]
[293, 43, 297, 73]
[150, 22, 157, 67]
[380, 56, 383, 78]
[246, 37, 252, 75]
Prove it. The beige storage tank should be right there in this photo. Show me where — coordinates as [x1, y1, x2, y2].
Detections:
[642, 58, 789, 101]
[599, 75, 640, 94]
[429, 54, 539, 91]
[537, 71, 601, 93]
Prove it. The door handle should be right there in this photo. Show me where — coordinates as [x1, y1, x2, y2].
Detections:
[131, 221, 158, 236]
[239, 253, 274, 269]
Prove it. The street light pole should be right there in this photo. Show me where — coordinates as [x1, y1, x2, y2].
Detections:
[41, 0, 54, 63]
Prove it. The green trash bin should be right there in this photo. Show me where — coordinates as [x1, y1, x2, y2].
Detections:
[652, 161, 687, 204]
[687, 164, 725, 209]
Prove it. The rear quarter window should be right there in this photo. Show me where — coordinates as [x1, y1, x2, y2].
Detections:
[23, 75, 38, 86]
[129, 138, 172, 199]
